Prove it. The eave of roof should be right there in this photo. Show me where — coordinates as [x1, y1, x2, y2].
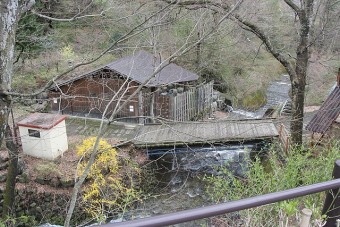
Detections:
[106, 50, 199, 87]
[51, 50, 199, 89]
[306, 86, 340, 133]
[17, 113, 67, 130]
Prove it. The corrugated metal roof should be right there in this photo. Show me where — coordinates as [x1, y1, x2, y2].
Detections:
[106, 50, 199, 87]
[306, 86, 340, 133]
[133, 119, 279, 147]
[53, 51, 198, 88]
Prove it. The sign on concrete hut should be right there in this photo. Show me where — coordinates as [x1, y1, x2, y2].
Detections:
[17, 113, 68, 160]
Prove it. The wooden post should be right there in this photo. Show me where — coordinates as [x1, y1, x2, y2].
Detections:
[174, 96, 177, 121]
[71, 100, 74, 115]
[58, 95, 62, 114]
[322, 160, 340, 227]
[138, 91, 143, 124]
[285, 137, 289, 154]
[300, 208, 312, 227]
[279, 124, 283, 138]
[309, 132, 315, 147]
[149, 88, 155, 123]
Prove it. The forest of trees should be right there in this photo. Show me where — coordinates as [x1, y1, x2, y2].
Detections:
[0, 0, 339, 226]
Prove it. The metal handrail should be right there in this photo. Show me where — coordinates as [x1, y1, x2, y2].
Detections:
[100, 178, 340, 227]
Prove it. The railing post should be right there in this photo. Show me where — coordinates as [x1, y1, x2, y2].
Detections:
[300, 208, 312, 227]
[322, 160, 340, 227]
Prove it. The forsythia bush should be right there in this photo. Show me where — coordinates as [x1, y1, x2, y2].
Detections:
[77, 137, 141, 220]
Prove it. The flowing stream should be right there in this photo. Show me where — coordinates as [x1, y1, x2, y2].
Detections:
[109, 143, 267, 226]
[233, 74, 291, 118]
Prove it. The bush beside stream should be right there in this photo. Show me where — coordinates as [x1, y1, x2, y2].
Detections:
[204, 142, 340, 226]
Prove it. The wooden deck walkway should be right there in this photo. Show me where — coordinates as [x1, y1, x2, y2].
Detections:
[133, 119, 279, 147]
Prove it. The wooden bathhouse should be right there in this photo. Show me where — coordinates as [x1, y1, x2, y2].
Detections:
[49, 50, 213, 123]
[306, 68, 340, 142]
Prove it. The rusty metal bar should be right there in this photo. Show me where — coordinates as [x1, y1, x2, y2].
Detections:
[100, 178, 340, 227]
[322, 160, 340, 227]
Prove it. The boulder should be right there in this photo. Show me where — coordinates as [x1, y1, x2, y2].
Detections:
[60, 178, 74, 188]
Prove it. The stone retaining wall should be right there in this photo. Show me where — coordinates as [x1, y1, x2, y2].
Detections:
[0, 187, 88, 226]
[0, 154, 87, 226]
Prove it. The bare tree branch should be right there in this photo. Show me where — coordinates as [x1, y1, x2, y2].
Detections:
[32, 1, 148, 23]
[32, 7, 107, 22]
[163, 0, 297, 79]
[31, 0, 96, 22]
[234, 16, 296, 79]
[162, 0, 228, 13]
[21, 0, 35, 14]
[284, 0, 301, 13]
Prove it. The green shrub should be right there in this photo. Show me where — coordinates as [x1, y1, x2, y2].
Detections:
[241, 90, 267, 111]
[0, 215, 37, 227]
[204, 142, 340, 226]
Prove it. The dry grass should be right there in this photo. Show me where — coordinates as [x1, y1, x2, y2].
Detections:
[305, 54, 337, 105]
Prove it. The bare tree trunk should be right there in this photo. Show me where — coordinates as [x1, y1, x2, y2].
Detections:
[2, 125, 19, 217]
[291, 52, 308, 145]
[0, 0, 35, 218]
[290, 82, 306, 145]
[289, 0, 313, 145]
[0, 0, 21, 218]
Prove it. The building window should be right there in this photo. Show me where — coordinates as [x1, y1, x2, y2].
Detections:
[28, 129, 40, 138]
[129, 105, 134, 112]
[89, 92, 97, 97]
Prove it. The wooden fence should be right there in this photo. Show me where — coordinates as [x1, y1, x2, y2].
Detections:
[171, 81, 213, 121]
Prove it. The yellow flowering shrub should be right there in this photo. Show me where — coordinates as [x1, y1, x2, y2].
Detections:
[77, 137, 141, 219]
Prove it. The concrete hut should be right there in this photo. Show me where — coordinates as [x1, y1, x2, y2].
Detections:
[17, 113, 68, 160]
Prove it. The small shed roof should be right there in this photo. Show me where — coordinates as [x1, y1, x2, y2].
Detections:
[133, 119, 279, 147]
[17, 113, 67, 130]
[306, 86, 340, 134]
[54, 50, 199, 88]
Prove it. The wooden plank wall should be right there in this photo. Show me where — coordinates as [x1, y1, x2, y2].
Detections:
[171, 81, 213, 121]
[50, 75, 139, 121]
